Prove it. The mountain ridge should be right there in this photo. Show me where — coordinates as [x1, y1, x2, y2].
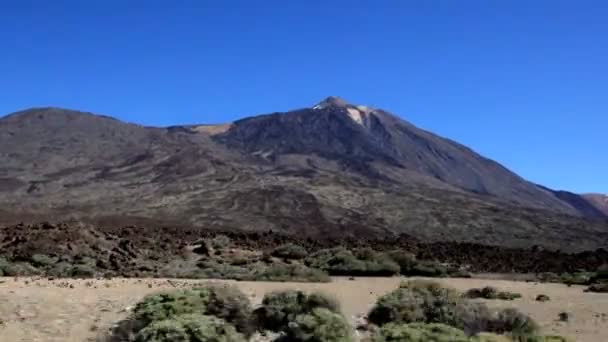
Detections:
[1, 99, 606, 251]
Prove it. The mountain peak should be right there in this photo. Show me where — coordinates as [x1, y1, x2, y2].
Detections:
[312, 96, 377, 126]
[313, 96, 351, 109]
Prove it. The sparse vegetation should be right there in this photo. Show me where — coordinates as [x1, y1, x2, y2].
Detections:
[368, 281, 540, 340]
[271, 243, 308, 260]
[244, 263, 330, 283]
[586, 283, 608, 293]
[210, 235, 232, 250]
[304, 247, 400, 276]
[465, 287, 522, 301]
[387, 250, 448, 277]
[30, 254, 58, 268]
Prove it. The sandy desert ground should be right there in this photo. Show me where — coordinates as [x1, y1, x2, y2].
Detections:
[0, 276, 607, 342]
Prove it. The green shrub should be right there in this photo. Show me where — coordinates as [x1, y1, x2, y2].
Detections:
[70, 264, 96, 278]
[210, 235, 232, 250]
[0, 257, 9, 276]
[305, 247, 399, 277]
[195, 261, 251, 280]
[540, 336, 571, 342]
[465, 287, 522, 300]
[2, 262, 40, 276]
[30, 254, 58, 268]
[560, 272, 593, 285]
[368, 286, 425, 326]
[535, 294, 550, 302]
[254, 290, 340, 333]
[372, 323, 469, 342]
[387, 251, 448, 277]
[590, 264, 608, 284]
[111, 286, 252, 339]
[368, 281, 461, 327]
[192, 286, 253, 335]
[474, 334, 570, 342]
[586, 283, 608, 293]
[489, 308, 539, 338]
[134, 314, 246, 342]
[271, 244, 308, 260]
[496, 292, 522, 301]
[286, 307, 353, 342]
[244, 263, 330, 283]
[474, 333, 512, 341]
[537, 272, 560, 283]
[48, 262, 76, 277]
[454, 301, 495, 336]
[409, 261, 448, 277]
[387, 250, 417, 274]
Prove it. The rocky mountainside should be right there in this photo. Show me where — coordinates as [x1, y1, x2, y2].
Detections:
[583, 194, 608, 216]
[0, 98, 606, 251]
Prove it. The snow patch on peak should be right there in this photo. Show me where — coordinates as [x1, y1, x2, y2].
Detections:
[346, 107, 366, 125]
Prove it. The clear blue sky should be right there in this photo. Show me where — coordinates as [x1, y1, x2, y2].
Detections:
[1, 1, 606, 193]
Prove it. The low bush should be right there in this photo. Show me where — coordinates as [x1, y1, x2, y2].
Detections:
[474, 333, 512, 341]
[496, 292, 522, 301]
[254, 290, 340, 333]
[30, 254, 58, 268]
[195, 261, 251, 280]
[387, 250, 417, 273]
[369, 281, 539, 340]
[0, 257, 10, 276]
[305, 247, 399, 277]
[244, 263, 330, 283]
[372, 323, 469, 342]
[489, 308, 539, 338]
[475, 333, 569, 342]
[560, 272, 593, 286]
[387, 251, 449, 277]
[557, 312, 569, 322]
[465, 287, 522, 301]
[586, 283, 608, 293]
[537, 272, 561, 283]
[535, 294, 550, 302]
[110, 285, 253, 340]
[590, 264, 608, 284]
[70, 264, 96, 278]
[271, 244, 308, 260]
[1, 261, 40, 276]
[210, 235, 232, 250]
[368, 280, 461, 327]
[134, 314, 246, 342]
[408, 261, 448, 277]
[368, 285, 426, 326]
[286, 307, 353, 342]
[454, 301, 495, 336]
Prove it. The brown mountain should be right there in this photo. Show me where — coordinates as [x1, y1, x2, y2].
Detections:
[0, 98, 606, 251]
[583, 194, 608, 216]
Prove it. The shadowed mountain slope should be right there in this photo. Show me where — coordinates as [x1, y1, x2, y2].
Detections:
[583, 194, 608, 216]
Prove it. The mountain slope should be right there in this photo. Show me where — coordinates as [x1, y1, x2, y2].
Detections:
[214, 97, 585, 215]
[583, 194, 608, 216]
[0, 100, 606, 251]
